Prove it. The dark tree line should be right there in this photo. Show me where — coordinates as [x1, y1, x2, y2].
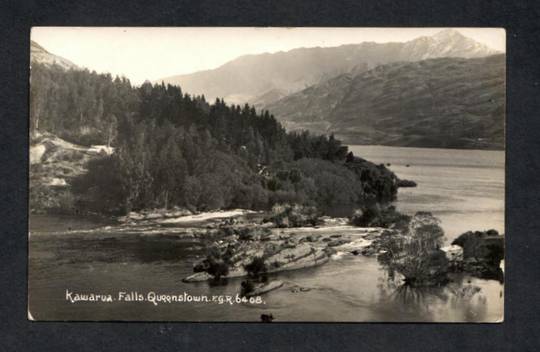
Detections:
[31, 63, 398, 214]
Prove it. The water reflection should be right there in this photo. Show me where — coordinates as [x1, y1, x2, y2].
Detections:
[376, 273, 499, 322]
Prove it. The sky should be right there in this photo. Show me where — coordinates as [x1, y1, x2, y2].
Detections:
[31, 27, 506, 85]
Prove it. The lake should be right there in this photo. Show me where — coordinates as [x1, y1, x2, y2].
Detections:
[348, 145, 505, 242]
[28, 146, 505, 322]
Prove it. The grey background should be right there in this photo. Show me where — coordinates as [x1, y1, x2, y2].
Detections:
[1, 0, 539, 350]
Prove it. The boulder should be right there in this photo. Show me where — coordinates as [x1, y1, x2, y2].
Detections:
[327, 238, 349, 247]
[30, 144, 47, 164]
[271, 249, 329, 272]
[442, 244, 463, 263]
[182, 272, 213, 283]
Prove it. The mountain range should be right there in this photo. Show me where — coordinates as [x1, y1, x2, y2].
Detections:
[265, 54, 505, 149]
[158, 29, 500, 106]
[31, 29, 505, 150]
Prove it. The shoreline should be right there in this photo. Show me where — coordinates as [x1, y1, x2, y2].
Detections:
[345, 143, 505, 152]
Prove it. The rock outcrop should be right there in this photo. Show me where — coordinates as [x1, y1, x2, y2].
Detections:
[451, 229, 504, 280]
[182, 224, 384, 282]
[29, 132, 108, 214]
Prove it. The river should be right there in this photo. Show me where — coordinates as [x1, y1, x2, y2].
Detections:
[28, 146, 505, 322]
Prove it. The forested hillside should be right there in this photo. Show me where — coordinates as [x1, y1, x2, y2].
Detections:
[30, 63, 398, 215]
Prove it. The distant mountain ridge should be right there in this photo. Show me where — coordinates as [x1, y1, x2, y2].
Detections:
[31, 40, 78, 70]
[265, 54, 505, 150]
[159, 29, 500, 105]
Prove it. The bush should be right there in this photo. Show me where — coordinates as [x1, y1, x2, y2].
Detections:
[206, 256, 229, 280]
[351, 205, 381, 227]
[244, 256, 268, 281]
[237, 228, 254, 241]
[351, 205, 410, 229]
[195, 246, 233, 281]
[71, 155, 129, 214]
[267, 203, 322, 228]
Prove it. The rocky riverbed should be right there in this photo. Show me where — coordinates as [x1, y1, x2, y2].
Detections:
[31, 207, 503, 294]
[182, 222, 384, 283]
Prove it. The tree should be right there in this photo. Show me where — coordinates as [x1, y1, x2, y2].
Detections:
[182, 176, 202, 210]
[106, 114, 118, 148]
[154, 133, 186, 208]
[378, 212, 448, 286]
[70, 155, 128, 214]
[206, 257, 229, 281]
[244, 256, 268, 282]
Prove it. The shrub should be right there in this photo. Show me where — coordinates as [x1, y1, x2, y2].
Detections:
[195, 246, 233, 281]
[206, 256, 229, 280]
[267, 203, 322, 228]
[71, 155, 129, 214]
[351, 205, 381, 227]
[351, 205, 410, 229]
[244, 256, 268, 281]
[237, 228, 254, 241]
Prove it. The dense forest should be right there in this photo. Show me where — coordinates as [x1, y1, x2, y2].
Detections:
[30, 63, 398, 215]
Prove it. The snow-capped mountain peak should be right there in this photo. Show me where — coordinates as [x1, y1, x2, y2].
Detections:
[401, 29, 500, 60]
[431, 28, 466, 41]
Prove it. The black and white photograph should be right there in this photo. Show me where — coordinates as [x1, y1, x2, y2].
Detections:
[28, 27, 505, 322]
